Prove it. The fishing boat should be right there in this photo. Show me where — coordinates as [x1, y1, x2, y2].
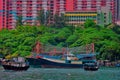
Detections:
[27, 54, 83, 68]
[2, 57, 29, 71]
[27, 41, 99, 69]
[27, 53, 99, 69]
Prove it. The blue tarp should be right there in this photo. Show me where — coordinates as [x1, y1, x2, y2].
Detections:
[76, 53, 96, 59]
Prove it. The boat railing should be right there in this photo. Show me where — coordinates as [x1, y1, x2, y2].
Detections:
[2, 58, 29, 67]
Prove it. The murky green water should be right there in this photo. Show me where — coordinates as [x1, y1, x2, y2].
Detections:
[0, 66, 120, 80]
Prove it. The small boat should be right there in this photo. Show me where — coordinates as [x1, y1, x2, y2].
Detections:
[2, 57, 29, 71]
[0, 58, 2, 65]
[115, 63, 120, 67]
[83, 62, 99, 71]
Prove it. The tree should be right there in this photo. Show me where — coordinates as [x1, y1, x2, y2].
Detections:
[16, 15, 23, 27]
[99, 40, 120, 61]
[37, 9, 45, 25]
[55, 27, 72, 43]
[84, 19, 96, 28]
[45, 10, 51, 25]
[0, 23, 120, 61]
[37, 10, 51, 25]
[66, 34, 78, 46]
[53, 13, 66, 28]
[111, 24, 120, 34]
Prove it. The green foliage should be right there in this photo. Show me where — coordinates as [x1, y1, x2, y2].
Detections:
[16, 16, 23, 27]
[0, 22, 120, 61]
[109, 24, 120, 34]
[55, 27, 72, 44]
[37, 10, 51, 25]
[66, 34, 78, 45]
[37, 10, 45, 25]
[53, 13, 66, 28]
[84, 19, 96, 28]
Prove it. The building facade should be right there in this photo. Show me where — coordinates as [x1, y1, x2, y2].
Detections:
[0, 0, 7, 30]
[116, 0, 120, 21]
[65, 11, 97, 26]
[65, 0, 115, 26]
[0, 0, 117, 30]
[0, 0, 52, 29]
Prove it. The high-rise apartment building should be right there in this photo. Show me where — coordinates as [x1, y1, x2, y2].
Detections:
[0, 0, 52, 29]
[116, 0, 120, 21]
[0, 0, 7, 30]
[115, 0, 120, 25]
[0, 0, 117, 30]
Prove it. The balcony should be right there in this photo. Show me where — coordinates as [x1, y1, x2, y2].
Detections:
[26, 14, 32, 16]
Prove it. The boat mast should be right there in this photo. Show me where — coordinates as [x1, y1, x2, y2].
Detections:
[86, 43, 94, 54]
[92, 43, 94, 53]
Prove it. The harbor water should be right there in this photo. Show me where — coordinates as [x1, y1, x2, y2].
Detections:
[0, 66, 120, 80]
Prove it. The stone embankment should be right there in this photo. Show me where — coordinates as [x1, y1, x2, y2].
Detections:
[98, 60, 120, 67]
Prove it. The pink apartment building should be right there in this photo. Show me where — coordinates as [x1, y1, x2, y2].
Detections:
[0, 0, 116, 30]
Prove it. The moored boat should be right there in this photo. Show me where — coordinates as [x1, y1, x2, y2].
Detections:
[0, 58, 2, 65]
[27, 53, 99, 69]
[27, 41, 99, 69]
[27, 57, 83, 68]
[2, 57, 29, 71]
[27, 53, 98, 67]
[115, 63, 120, 67]
[83, 62, 99, 71]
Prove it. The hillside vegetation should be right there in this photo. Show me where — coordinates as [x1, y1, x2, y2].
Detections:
[0, 20, 120, 61]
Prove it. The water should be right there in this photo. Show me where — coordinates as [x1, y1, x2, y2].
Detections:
[0, 67, 120, 80]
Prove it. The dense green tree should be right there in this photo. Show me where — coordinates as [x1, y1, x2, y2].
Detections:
[16, 15, 23, 27]
[110, 24, 120, 34]
[66, 34, 78, 46]
[53, 13, 66, 28]
[37, 10, 51, 25]
[55, 27, 72, 43]
[84, 19, 96, 28]
[37, 9, 45, 25]
[0, 22, 120, 61]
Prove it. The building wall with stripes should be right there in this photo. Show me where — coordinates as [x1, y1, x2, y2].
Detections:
[0, 0, 117, 29]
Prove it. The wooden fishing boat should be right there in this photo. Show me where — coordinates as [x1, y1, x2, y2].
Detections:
[2, 57, 29, 71]
[27, 42, 99, 69]
[27, 53, 100, 69]
[27, 57, 83, 68]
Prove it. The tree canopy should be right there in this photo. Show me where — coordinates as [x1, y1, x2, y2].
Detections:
[0, 20, 120, 61]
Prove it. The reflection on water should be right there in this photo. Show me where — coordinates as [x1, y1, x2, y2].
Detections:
[0, 66, 120, 80]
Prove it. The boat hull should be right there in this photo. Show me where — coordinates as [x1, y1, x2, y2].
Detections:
[83, 64, 99, 71]
[27, 58, 83, 68]
[2, 65, 29, 71]
[84, 66, 99, 71]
